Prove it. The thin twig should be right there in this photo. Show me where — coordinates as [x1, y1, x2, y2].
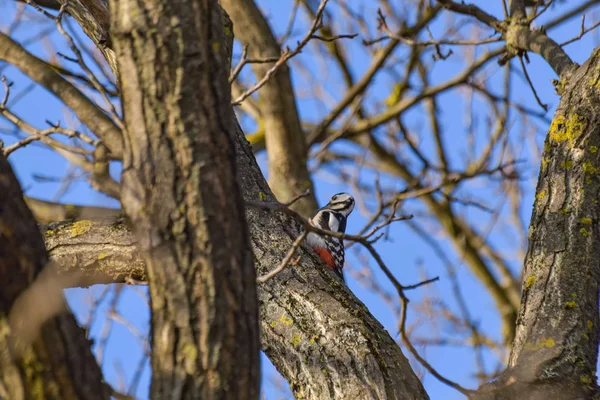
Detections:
[311, 33, 358, 42]
[375, 9, 502, 48]
[106, 311, 150, 355]
[399, 287, 473, 395]
[560, 15, 600, 47]
[232, 0, 354, 105]
[24, 0, 123, 129]
[531, 0, 554, 22]
[435, 0, 505, 32]
[502, 0, 509, 18]
[257, 232, 306, 283]
[127, 353, 149, 397]
[246, 197, 411, 245]
[518, 55, 547, 111]
[402, 276, 440, 290]
[312, 92, 366, 161]
[84, 285, 112, 335]
[229, 44, 250, 84]
[282, 189, 312, 207]
[280, 0, 301, 44]
[229, 45, 282, 84]
[0, 76, 97, 157]
[104, 383, 137, 400]
[96, 286, 123, 367]
[1, 76, 11, 106]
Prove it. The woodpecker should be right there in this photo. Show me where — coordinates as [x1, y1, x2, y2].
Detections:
[307, 193, 355, 281]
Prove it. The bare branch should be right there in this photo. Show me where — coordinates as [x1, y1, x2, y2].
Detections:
[229, 44, 281, 84]
[0, 33, 123, 157]
[560, 15, 600, 47]
[436, 0, 504, 32]
[280, 189, 312, 206]
[518, 56, 547, 111]
[542, 0, 599, 31]
[505, 26, 576, 77]
[375, 9, 502, 48]
[232, 0, 338, 105]
[0, 76, 121, 198]
[310, 32, 358, 42]
[49, 0, 123, 127]
[399, 289, 473, 395]
[345, 47, 505, 137]
[308, 6, 441, 144]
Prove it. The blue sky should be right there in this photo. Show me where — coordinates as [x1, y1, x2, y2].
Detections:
[1, 1, 600, 399]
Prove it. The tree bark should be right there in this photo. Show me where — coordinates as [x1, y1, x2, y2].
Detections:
[44, 216, 147, 286]
[110, 0, 260, 398]
[0, 154, 108, 400]
[11, 1, 600, 399]
[473, 48, 600, 400]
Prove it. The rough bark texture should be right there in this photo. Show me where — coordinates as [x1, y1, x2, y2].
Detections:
[220, 0, 318, 218]
[44, 216, 147, 286]
[110, 0, 260, 398]
[473, 49, 600, 400]
[0, 154, 108, 400]
[246, 185, 429, 399]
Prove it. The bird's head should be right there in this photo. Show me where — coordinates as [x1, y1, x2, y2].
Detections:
[325, 192, 355, 217]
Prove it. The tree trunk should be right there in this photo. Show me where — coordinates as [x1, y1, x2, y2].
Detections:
[110, 0, 260, 398]
[0, 154, 108, 400]
[473, 47, 600, 400]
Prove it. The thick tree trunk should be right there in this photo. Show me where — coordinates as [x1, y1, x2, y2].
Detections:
[473, 48, 600, 400]
[110, 0, 260, 398]
[0, 154, 108, 400]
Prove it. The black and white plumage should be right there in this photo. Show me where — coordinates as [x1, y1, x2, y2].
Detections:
[306, 193, 355, 280]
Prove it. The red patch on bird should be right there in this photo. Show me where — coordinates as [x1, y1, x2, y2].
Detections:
[313, 247, 335, 270]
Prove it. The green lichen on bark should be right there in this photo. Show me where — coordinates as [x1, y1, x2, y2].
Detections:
[525, 276, 536, 288]
[549, 113, 585, 147]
